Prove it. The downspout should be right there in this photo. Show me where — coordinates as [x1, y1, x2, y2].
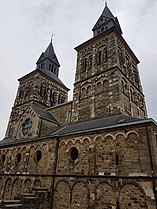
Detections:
[50, 136, 59, 209]
[146, 126, 157, 208]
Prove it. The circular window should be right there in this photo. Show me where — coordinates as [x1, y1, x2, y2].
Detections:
[22, 118, 32, 136]
[16, 153, 21, 164]
[34, 150, 42, 163]
[70, 147, 78, 161]
[1, 154, 5, 165]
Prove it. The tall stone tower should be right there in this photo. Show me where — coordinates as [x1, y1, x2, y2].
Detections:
[72, 5, 147, 122]
[5, 40, 69, 139]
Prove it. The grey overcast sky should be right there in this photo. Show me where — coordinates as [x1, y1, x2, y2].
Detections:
[0, 0, 157, 139]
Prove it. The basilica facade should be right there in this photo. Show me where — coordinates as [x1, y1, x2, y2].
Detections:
[0, 4, 157, 209]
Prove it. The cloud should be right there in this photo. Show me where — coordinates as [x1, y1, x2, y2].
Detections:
[0, 0, 157, 139]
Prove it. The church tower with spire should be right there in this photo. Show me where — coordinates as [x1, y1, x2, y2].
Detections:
[5, 41, 69, 139]
[72, 3, 147, 122]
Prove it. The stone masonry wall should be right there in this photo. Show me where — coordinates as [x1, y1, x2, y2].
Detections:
[53, 125, 157, 208]
[0, 139, 57, 200]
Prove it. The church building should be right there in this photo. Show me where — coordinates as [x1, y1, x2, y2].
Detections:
[0, 3, 157, 209]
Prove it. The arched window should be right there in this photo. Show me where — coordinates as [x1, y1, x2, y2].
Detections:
[96, 82, 102, 93]
[82, 58, 87, 72]
[87, 85, 92, 96]
[103, 48, 108, 62]
[121, 80, 125, 92]
[97, 46, 108, 65]
[40, 84, 44, 97]
[97, 51, 102, 65]
[61, 96, 65, 103]
[81, 87, 86, 98]
[118, 47, 124, 65]
[130, 89, 134, 101]
[52, 92, 58, 105]
[88, 55, 92, 69]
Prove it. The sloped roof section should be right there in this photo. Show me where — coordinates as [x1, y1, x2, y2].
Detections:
[48, 114, 153, 137]
[32, 105, 60, 125]
[38, 68, 69, 89]
[44, 41, 60, 67]
[92, 5, 122, 36]
[37, 41, 60, 67]
[36, 41, 61, 78]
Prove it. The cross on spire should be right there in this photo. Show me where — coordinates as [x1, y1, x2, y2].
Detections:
[103, 0, 107, 6]
[50, 34, 55, 42]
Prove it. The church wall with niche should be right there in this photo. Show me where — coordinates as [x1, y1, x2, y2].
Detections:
[0, 140, 57, 176]
[14, 72, 68, 109]
[115, 34, 147, 118]
[73, 67, 121, 122]
[53, 177, 151, 209]
[56, 126, 153, 177]
[0, 139, 57, 200]
[74, 32, 118, 84]
[73, 32, 132, 122]
[6, 104, 60, 140]
[120, 73, 147, 118]
[0, 175, 52, 201]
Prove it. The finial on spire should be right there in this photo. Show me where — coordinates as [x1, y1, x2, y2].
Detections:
[103, 0, 107, 6]
[50, 33, 54, 42]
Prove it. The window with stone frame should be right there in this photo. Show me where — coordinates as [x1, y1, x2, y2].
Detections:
[121, 78, 129, 97]
[22, 118, 32, 136]
[1, 154, 5, 166]
[88, 55, 92, 70]
[97, 46, 108, 65]
[40, 84, 44, 97]
[82, 57, 88, 72]
[118, 46, 124, 66]
[103, 47, 108, 62]
[15, 153, 21, 165]
[96, 81, 102, 93]
[82, 54, 92, 72]
[81, 87, 86, 98]
[130, 88, 134, 102]
[87, 85, 92, 96]
[97, 50, 102, 65]
[34, 150, 42, 163]
[67, 111, 72, 123]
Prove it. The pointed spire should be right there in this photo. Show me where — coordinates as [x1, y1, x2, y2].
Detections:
[92, 3, 122, 37]
[36, 41, 60, 77]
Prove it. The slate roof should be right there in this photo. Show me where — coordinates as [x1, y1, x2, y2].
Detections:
[0, 138, 15, 147]
[36, 41, 60, 67]
[38, 68, 69, 90]
[32, 105, 60, 124]
[47, 114, 154, 137]
[0, 114, 156, 147]
[92, 5, 122, 36]
[18, 69, 69, 90]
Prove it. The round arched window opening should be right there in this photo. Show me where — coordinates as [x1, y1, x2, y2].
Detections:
[16, 153, 21, 164]
[70, 147, 79, 161]
[34, 150, 42, 163]
[1, 154, 5, 165]
[22, 118, 32, 136]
